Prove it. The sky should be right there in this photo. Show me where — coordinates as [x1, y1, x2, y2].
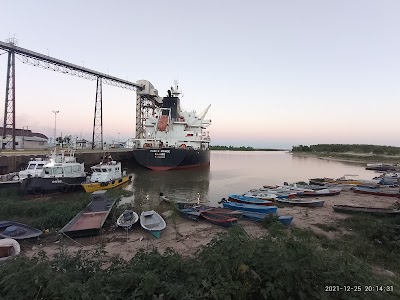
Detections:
[0, 0, 399, 149]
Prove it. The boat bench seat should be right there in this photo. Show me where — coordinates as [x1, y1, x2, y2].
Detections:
[145, 222, 161, 228]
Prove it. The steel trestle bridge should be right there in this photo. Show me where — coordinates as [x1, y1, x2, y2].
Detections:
[0, 38, 161, 150]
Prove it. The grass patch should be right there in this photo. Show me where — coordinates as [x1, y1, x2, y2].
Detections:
[0, 187, 130, 230]
[336, 214, 400, 274]
[1, 226, 399, 299]
[312, 223, 338, 232]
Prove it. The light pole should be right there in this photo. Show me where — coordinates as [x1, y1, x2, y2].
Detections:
[22, 126, 28, 149]
[118, 132, 120, 144]
[52, 110, 59, 147]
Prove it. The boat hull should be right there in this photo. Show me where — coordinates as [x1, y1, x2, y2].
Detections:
[116, 210, 139, 229]
[0, 221, 42, 240]
[228, 194, 273, 206]
[0, 238, 20, 262]
[223, 202, 278, 214]
[276, 198, 324, 207]
[333, 205, 400, 216]
[82, 175, 132, 193]
[200, 211, 238, 227]
[353, 187, 400, 197]
[19, 176, 85, 195]
[61, 192, 117, 238]
[240, 212, 293, 225]
[133, 148, 210, 171]
[140, 211, 166, 238]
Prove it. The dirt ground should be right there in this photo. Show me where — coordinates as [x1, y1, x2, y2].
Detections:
[23, 189, 399, 260]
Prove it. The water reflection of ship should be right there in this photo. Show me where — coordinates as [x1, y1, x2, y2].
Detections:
[119, 166, 210, 209]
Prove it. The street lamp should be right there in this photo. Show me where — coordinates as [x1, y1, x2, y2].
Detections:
[118, 132, 120, 144]
[52, 110, 59, 147]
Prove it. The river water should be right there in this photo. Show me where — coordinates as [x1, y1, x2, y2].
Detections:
[119, 151, 378, 209]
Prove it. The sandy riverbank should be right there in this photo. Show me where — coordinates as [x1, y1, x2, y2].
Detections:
[23, 190, 399, 259]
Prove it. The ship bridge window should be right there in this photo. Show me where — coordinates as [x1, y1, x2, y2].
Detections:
[162, 110, 169, 116]
[64, 166, 72, 173]
[37, 164, 44, 169]
[92, 168, 101, 172]
[28, 164, 36, 170]
[44, 168, 52, 175]
[72, 165, 81, 172]
[54, 167, 63, 175]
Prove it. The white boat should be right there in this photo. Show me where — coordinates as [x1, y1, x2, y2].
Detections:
[18, 157, 50, 180]
[0, 238, 20, 262]
[140, 210, 166, 238]
[116, 210, 139, 230]
[243, 192, 277, 200]
[19, 148, 86, 195]
[81, 154, 132, 193]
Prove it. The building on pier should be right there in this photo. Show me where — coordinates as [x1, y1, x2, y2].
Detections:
[0, 127, 48, 149]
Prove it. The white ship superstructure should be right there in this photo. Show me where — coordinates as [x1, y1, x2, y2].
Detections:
[135, 82, 211, 151]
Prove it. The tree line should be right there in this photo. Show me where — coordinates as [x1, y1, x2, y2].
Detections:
[210, 145, 283, 151]
[291, 144, 400, 155]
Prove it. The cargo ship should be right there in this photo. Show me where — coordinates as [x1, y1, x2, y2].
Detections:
[133, 82, 211, 170]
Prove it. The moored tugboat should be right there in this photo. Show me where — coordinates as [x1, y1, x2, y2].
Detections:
[19, 149, 86, 195]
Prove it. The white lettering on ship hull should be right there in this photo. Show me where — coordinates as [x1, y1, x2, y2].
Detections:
[52, 179, 63, 184]
[150, 150, 171, 153]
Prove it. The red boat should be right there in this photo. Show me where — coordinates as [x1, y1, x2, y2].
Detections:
[300, 189, 341, 197]
[353, 187, 400, 198]
[200, 211, 238, 227]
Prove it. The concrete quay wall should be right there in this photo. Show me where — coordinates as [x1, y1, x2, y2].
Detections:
[0, 149, 136, 174]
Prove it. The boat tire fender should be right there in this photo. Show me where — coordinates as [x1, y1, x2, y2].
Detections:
[112, 180, 115, 185]
[32, 187, 42, 195]
[60, 185, 69, 193]
[180, 144, 186, 149]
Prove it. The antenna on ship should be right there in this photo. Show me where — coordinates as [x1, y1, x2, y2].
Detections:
[171, 80, 182, 97]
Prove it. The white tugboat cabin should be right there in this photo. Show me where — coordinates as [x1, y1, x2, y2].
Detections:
[89, 157, 122, 183]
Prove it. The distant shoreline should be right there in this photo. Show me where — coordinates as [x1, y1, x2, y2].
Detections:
[210, 146, 288, 151]
[291, 151, 400, 165]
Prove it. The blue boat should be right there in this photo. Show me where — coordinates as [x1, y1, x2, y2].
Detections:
[222, 201, 277, 214]
[0, 221, 42, 240]
[241, 212, 293, 225]
[228, 194, 273, 206]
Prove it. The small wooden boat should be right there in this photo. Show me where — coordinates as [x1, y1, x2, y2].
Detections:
[353, 187, 400, 197]
[82, 155, 132, 193]
[0, 238, 20, 262]
[160, 194, 199, 204]
[140, 210, 166, 238]
[240, 212, 293, 225]
[299, 189, 341, 197]
[60, 190, 118, 237]
[228, 194, 273, 206]
[332, 205, 400, 216]
[175, 203, 203, 221]
[200, 211, 238, 227]
[0, 221, 42, 239]
[276, 198, 324, 207]
[116, 210, 139, 230]
[243, 192, 277, 200]
[222, 201, 278, 214]
[208, 207, 243, 219]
